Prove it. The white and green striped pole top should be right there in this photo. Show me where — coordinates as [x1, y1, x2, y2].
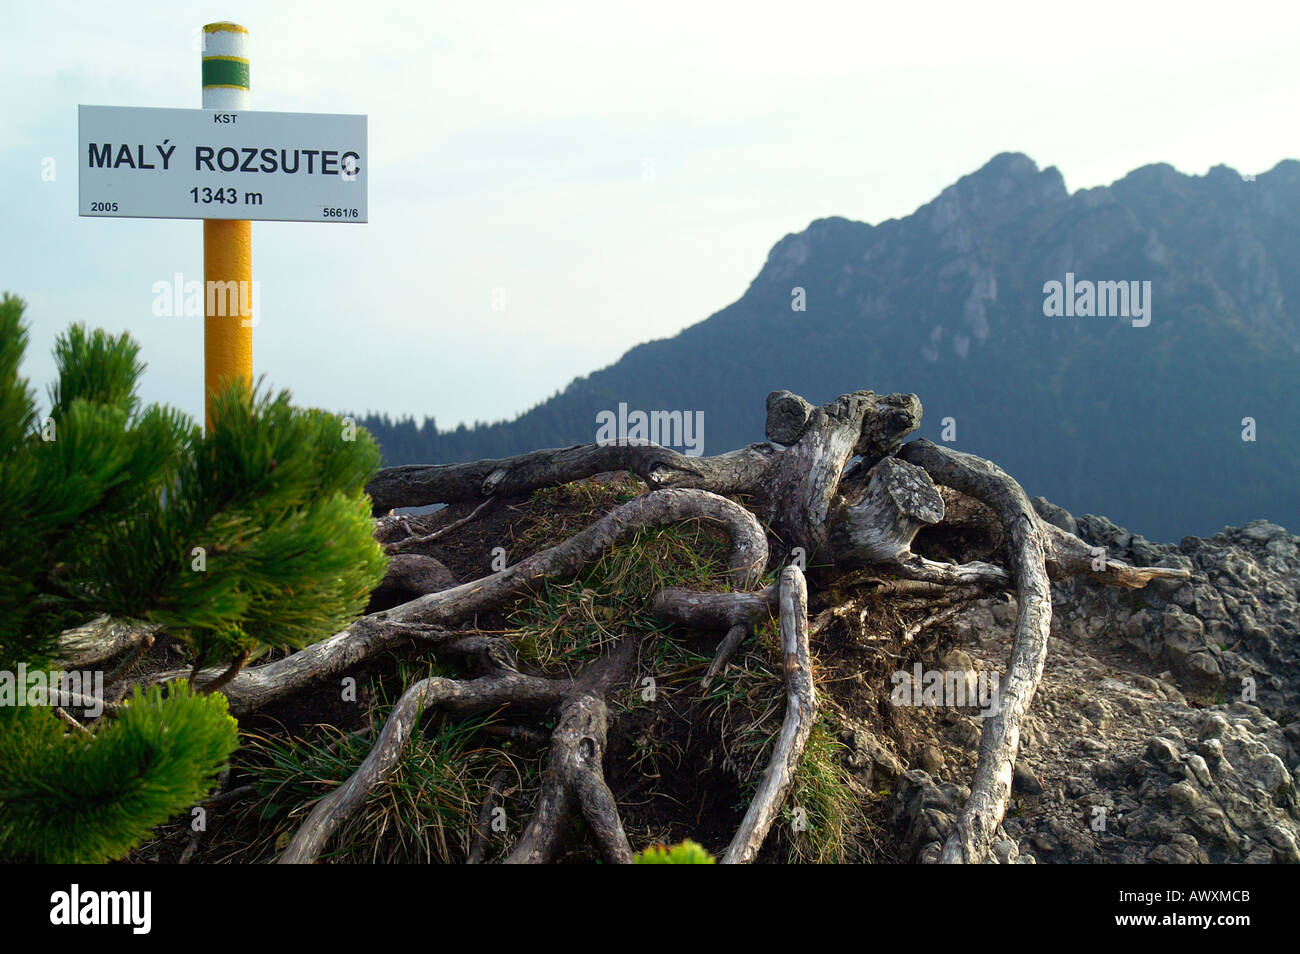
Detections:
[201, 22, 249, 110]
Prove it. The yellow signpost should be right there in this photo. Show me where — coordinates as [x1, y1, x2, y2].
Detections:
[79, 23, 367, 430]
[201, 22, 252, 431]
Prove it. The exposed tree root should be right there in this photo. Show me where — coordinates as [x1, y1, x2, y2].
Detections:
[282, 565, 815, 864]
[703, 623, 751, 688]
[152, 488, 767, 716]
[901, 599, 981, 644]
[898, 439, 1055, 863]
[828, 456, 943, 566]
[365, 390, 922, 556]
[53, 706, 90, 735]
[280, 668, 567, 863]
[650, 585, 780, 686]
[1040, 520, 1191, 587]
[898, 438, 1191, 862]
[504, 689, 631, 864]
[882, 554, 1011, 587]
[90, 388, 1198, 865]
[723, 566, 815, 863]
[366, 442, 775, 515]
[651, 585, 778, 629]
[48, 689, 121, 716]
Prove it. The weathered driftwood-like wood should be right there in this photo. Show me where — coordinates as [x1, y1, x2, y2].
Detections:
[765, 390, 815, 444]
[723, 565, 816, 864]
[280, 670, 566, 863]
[756, 391, 922, 553]
[366, 390, 921, 559]
[441, 634, 520, 674]
[497, 640, 637, 865]
[901, 598, 983, 644]
[853, 393, 924, 464]
[899, 439, 1053, 864]
[282, 627, 626, 867]
[650, 586, 781, 687]
[154, 489, 768, 715]
[833, 571, 999, 600]
[921, 485, 1190, 590]
[505, 692, 630, 864]
[56, 616, 159, 669]
[883, 554, 1011, 587]
[1041, 521, 1191, 588]
[651, 585, 778, 629]
[828, 456, 944, 567]
[150, 616, 433, 718]
[52, 706, 89, 734]
[366, 441, 778, 515]
[150, 385, 1201, 866]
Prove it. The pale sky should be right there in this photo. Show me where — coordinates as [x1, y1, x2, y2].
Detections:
[5, 0, 1297, 428]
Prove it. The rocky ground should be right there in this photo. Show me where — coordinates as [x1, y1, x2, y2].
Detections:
[870, 505, 1300, 863]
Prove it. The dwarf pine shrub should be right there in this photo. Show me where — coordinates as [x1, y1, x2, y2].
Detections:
[0, 292, 387, 861]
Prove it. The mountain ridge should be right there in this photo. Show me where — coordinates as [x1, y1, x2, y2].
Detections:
[358, 153, 1300, 541]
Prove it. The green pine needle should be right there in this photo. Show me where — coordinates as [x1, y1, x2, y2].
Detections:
[0, 684, 238, 863]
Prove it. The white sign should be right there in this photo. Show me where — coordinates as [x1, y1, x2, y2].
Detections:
[78, 105, 367, 223]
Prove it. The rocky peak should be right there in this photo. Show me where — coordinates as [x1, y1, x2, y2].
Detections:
[925, 152, 1068, 230]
